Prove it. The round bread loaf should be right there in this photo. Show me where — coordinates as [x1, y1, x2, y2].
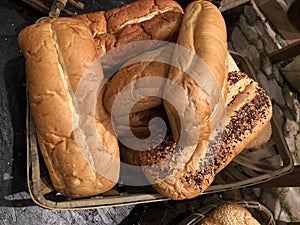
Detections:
[198, 203, 261, 225]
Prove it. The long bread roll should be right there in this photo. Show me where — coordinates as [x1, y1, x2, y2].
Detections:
[163, 0, 228, 145]
[18, 18, 119, 198]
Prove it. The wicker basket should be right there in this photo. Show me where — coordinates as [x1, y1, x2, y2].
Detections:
[26, 51, 294, 210]
[177, 201, 276, 225]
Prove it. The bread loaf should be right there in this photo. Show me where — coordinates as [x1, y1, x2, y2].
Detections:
[75, 0, 184, 53]
[139, 70, 272, 200]
[226, 53, 272, 149]
[163, 0, 228, 145]
[18, 18, 120, 198]
[19, 0, 184, 198]
[105, 0, 183, 34]
[198, 203, 261, 225]
[245, 121, 272, 149]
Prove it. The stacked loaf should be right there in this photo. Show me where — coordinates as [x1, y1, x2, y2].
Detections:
[18, 0, 272, 200]
[18, 0, 184, 198]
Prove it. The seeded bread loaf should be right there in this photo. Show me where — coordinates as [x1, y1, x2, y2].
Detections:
[140, 70, 272, 200]
[198, 203, 261, 225]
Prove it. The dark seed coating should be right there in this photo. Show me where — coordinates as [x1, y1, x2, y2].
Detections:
[227, 71, 247, 86]
[182, 83, 271, 189]
[140, 72, 271, 191]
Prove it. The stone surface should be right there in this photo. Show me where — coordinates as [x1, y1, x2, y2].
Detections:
[284, 88, 299, 120]
[272, 103, 285, 131]
[231, 26, 249, 53]
[239, 16, 258, 43]
[295, 133, 300, 164]
[263, 34, 279, 53]
[285, 117, 299, 137]
[256, 71, 271, 95]
[247, 45, 261, 71]
[268, 79, 286, 106]
[273, 68, 285, 85]
[255, 38, 264, 51]
[284, 135, 296, 155]
[260, 55, 273, 76]
[243, 5, 257, 25]
[254, 19, 267, 37]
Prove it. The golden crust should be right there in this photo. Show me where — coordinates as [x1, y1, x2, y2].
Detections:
[74, 11, 107, 36]
[18, 18, 119, 198]
[164, 0, 227, 149]
[105, 0, 184, 34]
[246, 121, 272, 149]
[199, 203, 261, 225]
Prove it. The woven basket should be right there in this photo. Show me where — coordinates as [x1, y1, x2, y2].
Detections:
[26, 51, 294, 210]
[177, 201, 276, 225]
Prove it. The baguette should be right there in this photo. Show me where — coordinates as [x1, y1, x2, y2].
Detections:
[18, 18, 119, 198]
[163, 0, 228, 145]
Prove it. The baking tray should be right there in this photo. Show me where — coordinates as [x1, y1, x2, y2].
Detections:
[26, 50, 294, 210]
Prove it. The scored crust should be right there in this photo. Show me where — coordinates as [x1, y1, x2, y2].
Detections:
[18, 18, 120, 198]
[105, 0, 184, 34]
[74, 0, 184, 54]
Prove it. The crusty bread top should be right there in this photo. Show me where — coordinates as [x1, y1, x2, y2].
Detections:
[180, 0, 228, 94]
[18, 18, 99, 138]
[75, 11, 107, 37]
[18, 18, 120, 197]
[164, 0, 227, 144]
[198, 203, 261, 225]
[105, 0, 183, 34]
[74, 0, 183, 55]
